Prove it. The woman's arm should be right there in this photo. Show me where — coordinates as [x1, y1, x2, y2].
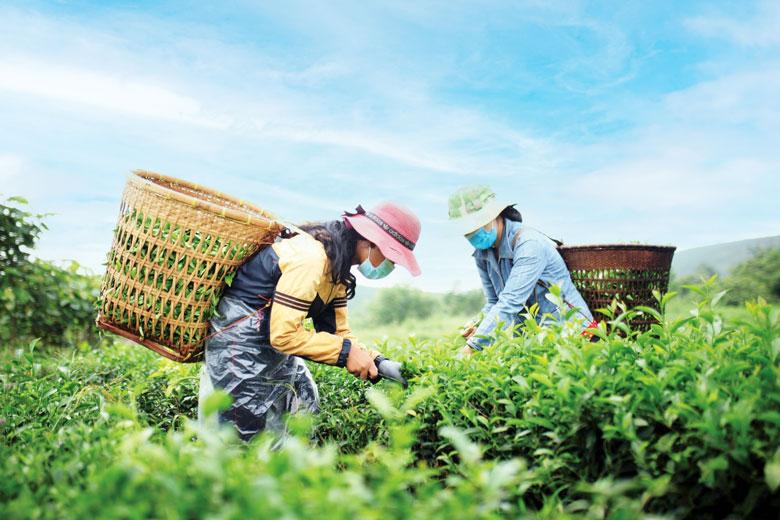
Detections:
[467, 239, 546, 351]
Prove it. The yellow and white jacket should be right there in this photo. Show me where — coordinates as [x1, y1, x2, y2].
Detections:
[222, 233, 368, 366]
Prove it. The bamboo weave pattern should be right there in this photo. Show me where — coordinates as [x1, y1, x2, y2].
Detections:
[97, 170, 283, 362]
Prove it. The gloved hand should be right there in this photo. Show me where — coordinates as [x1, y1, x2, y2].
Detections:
[370, 355, 408, 388]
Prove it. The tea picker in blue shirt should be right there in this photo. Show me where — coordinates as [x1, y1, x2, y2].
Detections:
[448, 186, 596, 356]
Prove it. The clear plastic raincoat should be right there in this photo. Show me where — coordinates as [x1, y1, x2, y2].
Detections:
[202, 296, 320, 440]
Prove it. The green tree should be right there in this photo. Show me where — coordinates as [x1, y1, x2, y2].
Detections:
[1, 195, 100, 347]
[442, 288, 485, 316]
[722, 247, 780, 304]
[0, 195, 45, 276]
[670, 264, 718, 296]
[369, 286, 438, 324]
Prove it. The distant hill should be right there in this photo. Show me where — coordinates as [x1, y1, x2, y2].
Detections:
[672, 235, 780, 277]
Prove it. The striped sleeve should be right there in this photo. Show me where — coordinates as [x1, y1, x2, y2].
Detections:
[274, 292, 312, 312]
[269, 237, 350, 366]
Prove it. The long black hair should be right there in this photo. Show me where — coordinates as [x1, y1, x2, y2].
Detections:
[297, 220, 360, 299]
[500, 205, 523, 223]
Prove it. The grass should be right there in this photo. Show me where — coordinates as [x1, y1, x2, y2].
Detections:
[665, 294, 750, 323]
[352, 312, 469, 346]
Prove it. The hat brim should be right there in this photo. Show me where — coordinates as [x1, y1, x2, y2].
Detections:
[452, 199, 513, 235]
[345, 214, 421, 276]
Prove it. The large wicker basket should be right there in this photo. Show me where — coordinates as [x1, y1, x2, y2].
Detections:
[96, 170, 284, 362]
[558, 245, 676, 331]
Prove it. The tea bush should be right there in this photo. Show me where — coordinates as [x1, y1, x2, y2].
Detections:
[1, 341, 649, 520]
[312, 288, 780, 517]
[2, 285, 779, 518]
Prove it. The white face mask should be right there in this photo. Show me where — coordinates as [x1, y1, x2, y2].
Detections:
[357, 246, 395, 279]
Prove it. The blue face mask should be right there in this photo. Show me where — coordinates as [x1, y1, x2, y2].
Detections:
[467, 226, 497, 250]
[358, 246, 395, 279]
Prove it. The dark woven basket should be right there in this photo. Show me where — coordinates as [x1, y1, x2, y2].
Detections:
[558, 245, 676, 331]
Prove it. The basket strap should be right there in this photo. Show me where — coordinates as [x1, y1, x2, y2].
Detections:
[509, 229, 591, 321]
[511, 227, 563, 249]
[184, 295, 274, 352]
[548, 235, 564, 247]
[279, 221, 311, 239]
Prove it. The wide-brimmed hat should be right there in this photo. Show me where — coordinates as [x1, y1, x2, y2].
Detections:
[343, 202, 421, 276]
[448, 185, 513, 235]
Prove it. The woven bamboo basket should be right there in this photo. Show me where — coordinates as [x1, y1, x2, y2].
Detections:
[558, 245, 676, 331]
[96, 170, 284, 362]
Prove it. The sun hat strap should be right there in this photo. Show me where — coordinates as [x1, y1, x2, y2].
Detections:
[364, 212, 416, 251]
[343, 205, 367, 217]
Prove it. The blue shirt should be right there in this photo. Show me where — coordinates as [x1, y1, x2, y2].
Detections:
[468, 220, 593, 350]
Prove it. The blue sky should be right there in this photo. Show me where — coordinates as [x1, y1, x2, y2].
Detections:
[1, 0, 778, 292]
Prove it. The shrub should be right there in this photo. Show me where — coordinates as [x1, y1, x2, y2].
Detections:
[368, 285, 438, 323]
[669, 264, 718, 296]
[69, 390, 543, 520]
[313, 288, 780, 517]
[0, 343, 556, 520]
[723, 248, 780, 305]
[0, 196, 100, 347]
[0, 195, 44, 271]
[361, 287, 485, 327]
[2, 285, 779, 518]
[1, 259, 100, 347]
[442, 288, 485, 316]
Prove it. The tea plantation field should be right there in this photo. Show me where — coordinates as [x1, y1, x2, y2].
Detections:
[2, 291, 779, 519]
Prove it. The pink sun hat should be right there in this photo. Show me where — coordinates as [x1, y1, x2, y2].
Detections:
[343, 202, 422, 276]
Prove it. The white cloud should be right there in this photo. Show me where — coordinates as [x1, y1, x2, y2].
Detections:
[0, 5, 560, 181]
[686, 1, 780, 47]
[1, 2, 778, 290]
[0, 153, 25, 185]
[0, 57, 231, 128]
[254, 103, 557, 179]
[561, 59, 780, 251]
[259, 183, 344, 214]
[570, 153, 770, 211]
[662, 68, 780, 129]
[259, 124, 466, 175]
